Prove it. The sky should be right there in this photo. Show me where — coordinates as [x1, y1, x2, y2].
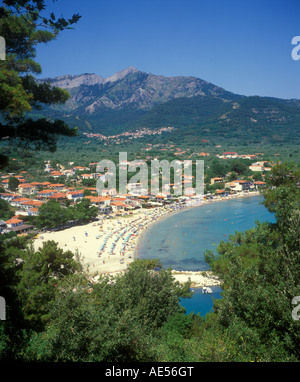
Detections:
[34, 0, 300, 99]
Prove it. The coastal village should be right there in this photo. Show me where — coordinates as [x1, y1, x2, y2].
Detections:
[0, 148, 276, 285]
[0, 148, 275, 236]
[2, 0, 300, 364]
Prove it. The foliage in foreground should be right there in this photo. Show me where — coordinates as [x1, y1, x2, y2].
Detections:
[0, 162, 300, 361]
[0, 0, 81, 168]
[23, 260, 192, 362]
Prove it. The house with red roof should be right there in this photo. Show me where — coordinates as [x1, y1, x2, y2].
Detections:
[28, 207, 39, 216]
[222, 152, 237, 158]
[30, 182, 43, 188]
[249, 163, 264, 172]
[6, 218, 23, 228]
[50, 171, 64, 178]
[5, 218, 34, 233]
[62, 169, 75, 177]
[49, 193, 67, 202]
[137, 195, 150, 201]
[254, 181, 266, 190]
[110, 201, 130, 211]
[18, 183, 37, 195]
[37, 189, 55, 199]
[1, 178, 10, 190]
[81, 173, 94, 180]
[225, 179, 253, 192]
[101, 188, 117, 197]
[10, 197, 32, 207]
[199, 152, 210, 157]
[210, 177, 224, 185]
[0, 193, 18, 201]
[155, 195, 166, 202]
[19, 200, 44, 210]
[48, 183, 65, 191]
[66, 190, 84, 202]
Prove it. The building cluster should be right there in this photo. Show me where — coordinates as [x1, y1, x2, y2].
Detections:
[210, 176, 267, 195]
[0, 150, 275, 234]
[216, 152, 264, 160]
[248, 161, 272, 172]
[82, 126, 175, 144]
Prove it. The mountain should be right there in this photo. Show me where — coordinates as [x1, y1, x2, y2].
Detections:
[42, 66, 239, 112]
[35, 67, 300, 143]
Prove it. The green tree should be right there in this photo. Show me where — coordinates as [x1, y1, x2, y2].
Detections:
[206, 182, 225, 193]
[81, 178, 96, 187]
[206, 163, 300, 361]
[24, 274, 159, 362]
[252, 171, 263, 181]
[70, 198, 98, 224]
[0, 198, 14, 219]
[16, 240, 81, 331]
[24, 260, 192, 361]
[95, 260, 192, 331]
[208, 159, 227, 178]
[263, 162, 300, 228]
[228, 171, 237, 181]
[83, 188, 92, 197]
[264, 162, 300, 188]
[0, 240, 29, 360]
[0, 0, 81, 168]
[36, 199, 69, 229]
[8, 176, 19, 191]
[229, 159, 247, 175]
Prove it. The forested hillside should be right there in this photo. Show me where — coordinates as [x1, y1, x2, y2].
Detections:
[32, 69, 300, 144]
[1, 163, 300, 362]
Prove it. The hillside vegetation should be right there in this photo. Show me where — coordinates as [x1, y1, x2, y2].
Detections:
[30, 69, 300, 144]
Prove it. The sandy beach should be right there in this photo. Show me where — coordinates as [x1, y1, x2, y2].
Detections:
[34, 205, 180, 277]
[171, 271, 221, 288]
[33, 191, 260, 286]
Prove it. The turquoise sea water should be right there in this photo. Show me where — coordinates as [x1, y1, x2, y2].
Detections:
[138, 195, 275, 271]
[180, 286, 223, 316]
[138, 195, 276, 315]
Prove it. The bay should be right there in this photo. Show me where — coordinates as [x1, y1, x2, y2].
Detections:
[138, 195, 275, 271]
[138, 195, 276, 315]
[181, 286, 223, 316]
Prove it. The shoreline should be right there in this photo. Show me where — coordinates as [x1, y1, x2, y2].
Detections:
[171, 271, 221, 288]
[135, 191, 261, 256]
[134, 191, 261, 286]
[33, 191, 261, 287]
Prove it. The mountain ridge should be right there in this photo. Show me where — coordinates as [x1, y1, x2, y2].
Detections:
[42, 66, 140, 89]
[35, 67, 300, 143]
[42, 66, 242, 112]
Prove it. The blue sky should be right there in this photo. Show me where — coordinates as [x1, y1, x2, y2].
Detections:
[35, 0, 300, 99]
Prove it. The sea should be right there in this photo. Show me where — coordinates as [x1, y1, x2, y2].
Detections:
[138, 195, 276, 316]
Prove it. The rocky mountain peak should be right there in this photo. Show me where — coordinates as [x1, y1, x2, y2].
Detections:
[104, 66, 139, 83]
[42, 73, 105, 89]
